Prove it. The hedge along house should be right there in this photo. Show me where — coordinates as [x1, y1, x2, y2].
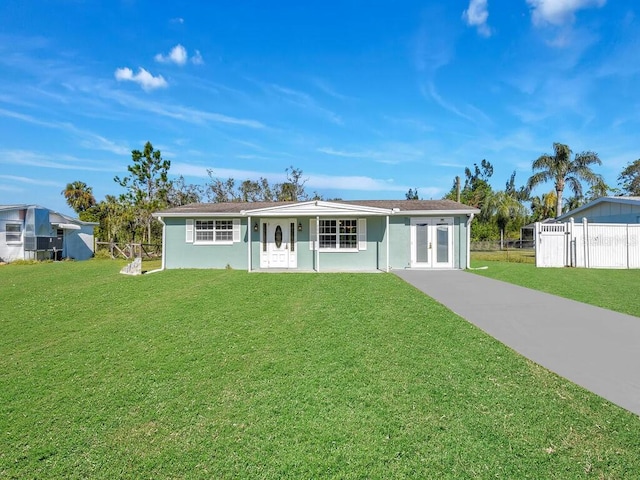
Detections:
[0, 204, 97, 263]
[153, 199, 479, 272]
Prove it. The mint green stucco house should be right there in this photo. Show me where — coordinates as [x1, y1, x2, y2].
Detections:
[153, 199, 479, 272]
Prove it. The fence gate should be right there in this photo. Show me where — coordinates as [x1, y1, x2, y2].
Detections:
[535, 223, 568, 267]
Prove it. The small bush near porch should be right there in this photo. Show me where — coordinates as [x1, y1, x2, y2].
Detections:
[1, 261, 638, 478]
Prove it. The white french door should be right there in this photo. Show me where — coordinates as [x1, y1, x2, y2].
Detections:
[410, 217, 453, 268]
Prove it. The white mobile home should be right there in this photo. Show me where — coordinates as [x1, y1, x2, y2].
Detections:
[0, 205, 97, 263]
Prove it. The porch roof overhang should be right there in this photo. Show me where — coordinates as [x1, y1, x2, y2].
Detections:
[52, 222, 81, 230]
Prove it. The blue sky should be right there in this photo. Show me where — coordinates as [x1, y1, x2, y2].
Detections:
[1, 0, 638, 216]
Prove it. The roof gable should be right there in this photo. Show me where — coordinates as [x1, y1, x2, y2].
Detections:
[244, 200, 392, 216]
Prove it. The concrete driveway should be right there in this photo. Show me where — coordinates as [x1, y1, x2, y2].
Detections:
[394, 269, 640, 416]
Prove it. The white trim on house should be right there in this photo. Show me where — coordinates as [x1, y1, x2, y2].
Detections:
[242, 200, 391, 216]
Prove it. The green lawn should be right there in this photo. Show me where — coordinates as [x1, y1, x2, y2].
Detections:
[1, 260, 639, 478]
[469, 259, 640, 317]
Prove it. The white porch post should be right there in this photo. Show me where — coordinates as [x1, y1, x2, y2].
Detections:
[316, 215, 320, 272]
[385, 215, 390, 272]
[247, 215, 252, 272]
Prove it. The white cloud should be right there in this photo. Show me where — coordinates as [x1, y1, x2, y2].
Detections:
[102, 89, 266, 129]
[155, 44, 204, 66]
[268, 84, 343, 125]
[0, 149, 116, 172]
[154, 44, 188, 65]
[0, 174, 61, 187]
[462, 0, 491, 37]
[191, 50, 204, 65]
[114, 67, 168, 91]
[171, 162, 440, 195]
[526, 0, 606, 26]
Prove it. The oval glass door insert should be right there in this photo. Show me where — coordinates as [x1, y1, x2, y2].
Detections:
[274, 225, 283, 248]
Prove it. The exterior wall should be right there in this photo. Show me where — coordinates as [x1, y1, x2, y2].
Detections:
[163, 213, 472, 271]
[387, 215, 469, 270]
[565, 202, 640, 224]
[388, 216, 412, 269]
[163, 217, 249, 269]
[0, 221, 24, 262]
[0, 209, 24, 262]
[63, 226, 95, 260]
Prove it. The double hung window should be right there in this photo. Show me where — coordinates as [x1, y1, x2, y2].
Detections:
[195, 220, 233, 243]
[5, 224, 21, 243]
[318, 219, 358, 250]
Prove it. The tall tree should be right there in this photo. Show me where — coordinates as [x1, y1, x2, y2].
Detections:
[114, 141, 171, 243]
[405, 188, 419, 200]
[166, 176, 203, 206]
[444, 159, 494, 209]
[62, 181, 96, 214]
[618, 159, 640, 196]
[205, 172, 238, 203]
[527, 143, 603, 217]
[275, 166, 308, 201]
[238, 177, 274, 202]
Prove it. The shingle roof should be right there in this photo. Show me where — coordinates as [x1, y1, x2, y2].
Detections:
[156, 199, 479, 215]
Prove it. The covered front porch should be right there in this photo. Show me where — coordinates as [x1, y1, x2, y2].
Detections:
[245, 201, 392, 272]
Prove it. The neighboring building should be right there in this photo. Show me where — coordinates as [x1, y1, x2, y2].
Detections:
[555, 196, 640, 224]
[0, 205, 97, 263]
[153, 199, 480, 272]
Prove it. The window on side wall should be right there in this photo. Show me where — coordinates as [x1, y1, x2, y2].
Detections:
[6, 224, 22, 243]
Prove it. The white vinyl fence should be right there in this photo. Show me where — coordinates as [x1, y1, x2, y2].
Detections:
[535, 219, 640, 268]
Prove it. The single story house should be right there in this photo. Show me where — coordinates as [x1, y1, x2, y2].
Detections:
[0, 204, 97, 262]
[555, 196, 640, 224]
[153, 199, 480, 272]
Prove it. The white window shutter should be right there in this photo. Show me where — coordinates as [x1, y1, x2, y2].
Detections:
[233, 218, 241, 242]
[358, 218, 367, 250]
[186, 219, 194, 243]
[309, 219, 317, 250]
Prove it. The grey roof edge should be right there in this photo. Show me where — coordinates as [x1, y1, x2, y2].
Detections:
[555, 196, 640, 222]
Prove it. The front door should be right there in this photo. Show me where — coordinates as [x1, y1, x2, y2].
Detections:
[263, 218, 297, 268]
[410, 218, 453, 268]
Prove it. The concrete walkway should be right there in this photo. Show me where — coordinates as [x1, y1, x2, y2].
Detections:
[394, 269, 640, 416]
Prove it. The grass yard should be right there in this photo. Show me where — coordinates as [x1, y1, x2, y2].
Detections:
[471, 249, 535, 264]
[1, 260, 639, 478]
[469, 259, 640, 318]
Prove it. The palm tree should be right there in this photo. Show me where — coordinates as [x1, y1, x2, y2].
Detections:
[527, 143, 603, 217]
[62, 181, 96, 213]
[530, 191, 557, 221]
[484, 190, 528, 248]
